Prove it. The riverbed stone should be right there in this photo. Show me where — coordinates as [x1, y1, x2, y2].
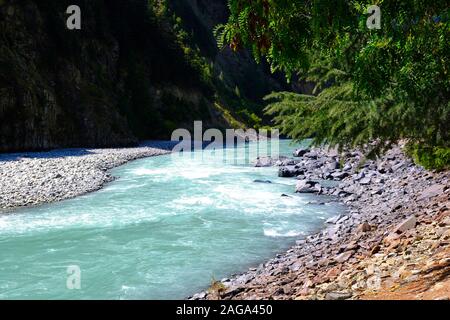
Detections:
[279, 166, 304, 178]
[325, 291, 353, 300]
[418, 184, 445, 201]
[293, 148, 310, 157]
[334, 251, 355, 263]
[296, 180, 320, 193]
[394, 216, 417, 234]
[0, 143, 172, 209]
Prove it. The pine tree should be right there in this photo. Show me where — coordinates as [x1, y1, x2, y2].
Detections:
[216, 0, 450, 169]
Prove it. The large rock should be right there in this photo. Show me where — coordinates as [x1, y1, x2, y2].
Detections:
[417, 184, 445, 201]
[293, 148, 310, 157]
[327, 161, 340, 170]
[392, 160, 406, 171]
[394, 216, 417, 234]
[276, 158, 302, 167]
[255, 156, 282, 167]
[322, 170, 334, 180]
[325, 292, 353, 300]
[343, 163, 353, 171]
[353, 171, 365, 181]
[296, 180, 320, 193]
[359, 177, 372, 185]
[377, 161, 393, 174]
[254, 157, 273, 167]
[279, 166, 304, 178]
[357, 222, 372, 233]
[304, 151, 318, 159]
[334, 250, 355, 263]
[326, 215, 342, 224]
[331, 171, 349, 180]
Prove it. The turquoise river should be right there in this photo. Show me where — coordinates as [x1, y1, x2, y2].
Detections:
[0, 140, 344, 299]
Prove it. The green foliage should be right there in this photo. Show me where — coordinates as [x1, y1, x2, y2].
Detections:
[214, 102, 246, 130]
[149, 0, 273, 130]
[237, 109, 262, 129]
[406, 143, 450, 171]
[218, 0, 449, 169]
[148, 0, 213, 89]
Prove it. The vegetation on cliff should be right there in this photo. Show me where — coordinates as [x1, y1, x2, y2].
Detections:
[0, 0, 285, 152]
[216, 0, 449, 169]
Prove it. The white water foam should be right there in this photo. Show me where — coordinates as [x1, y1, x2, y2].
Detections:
[263, 228, 303, 238]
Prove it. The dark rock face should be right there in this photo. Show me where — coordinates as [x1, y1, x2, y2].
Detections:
[0, 1, 178, 152]
[0, 0, 288, 152]
[174, 0, 287, 99]
[0, 1, 138, 152]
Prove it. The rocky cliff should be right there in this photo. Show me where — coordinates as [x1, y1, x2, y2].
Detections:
[0, 0, 287, 153]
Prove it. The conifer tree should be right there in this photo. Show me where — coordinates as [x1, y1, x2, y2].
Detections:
[216, 0, 449, 169]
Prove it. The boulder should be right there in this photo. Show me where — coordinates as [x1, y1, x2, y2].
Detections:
[392, 161, 406, 172]
[323, 171, 334, 180]
[296, 180, 320, 193]
[314, 183, 323, 194]
[279, 166, 304, 178]
[327, 161, 340, 170]
[394, 216, 417, 234]
[357, 222, 372, 233]
[417, 184, 445, 201]
[338, 190, 351, 197]
[353, 172, 365, 181]
[191, 292, 207, 300]
[293, 148, 310, 157]
[359, 177, 372, 185]
[334, 250, 355, 263]
[255, 156, 292, 167]
[371, 188, 384, 195]
[377, 161, 393, 174]
[343, 163, 353, 171]
[326, 215, 342, 224]
[276, 158, 301, 166]
[254, 156, 277, 167]
[304, 151, 318, 159]
[332, 171, 349, 180]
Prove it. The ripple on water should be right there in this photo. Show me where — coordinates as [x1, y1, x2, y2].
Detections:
[0, 140, 345, 299]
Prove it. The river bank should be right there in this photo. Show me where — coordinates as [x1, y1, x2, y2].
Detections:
[1, 140, 448, 300]
[0, 139, 341, 300]
[193, 144, 449, 300]
[0, 141, 177, 211]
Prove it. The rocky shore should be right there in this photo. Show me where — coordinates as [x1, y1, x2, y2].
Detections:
[1, 139, 448, 300]
[194, 144, 449, 300]
[0, 141, 176, 211]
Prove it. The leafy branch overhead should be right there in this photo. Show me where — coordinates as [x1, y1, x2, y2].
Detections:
[216, 0, 449, 169]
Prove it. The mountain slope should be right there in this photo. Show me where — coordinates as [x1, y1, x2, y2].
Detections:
[0, 0, 287, 152]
